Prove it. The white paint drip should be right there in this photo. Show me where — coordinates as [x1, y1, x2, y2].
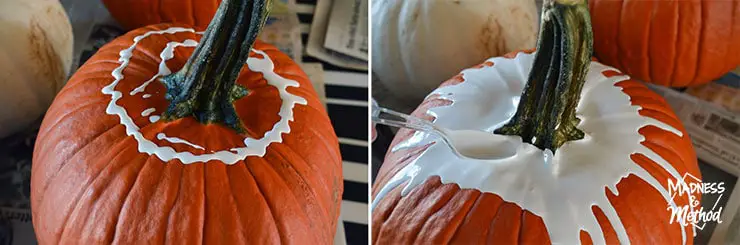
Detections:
[130, 39, 199, 95]
[102, 27, 307, 164]
[157, 133, 205, 150]
[372, 52, 690, 245]
[229, 49, 309, 155]
[141, 108, 156, 117]
[440, 128, 520, 160]
[142, 94, 152, 98]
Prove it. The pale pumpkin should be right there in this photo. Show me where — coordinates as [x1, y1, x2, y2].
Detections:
[372, 1, 701, 244]
[31, 0, 342, 244]
[0, 0, 73, 138]
[371, 0, 538, 110]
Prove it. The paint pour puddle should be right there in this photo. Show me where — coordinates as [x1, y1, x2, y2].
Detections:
[438, 128, 519, 160]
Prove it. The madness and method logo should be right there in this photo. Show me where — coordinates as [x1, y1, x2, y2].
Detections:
[667, 172, 725, 235]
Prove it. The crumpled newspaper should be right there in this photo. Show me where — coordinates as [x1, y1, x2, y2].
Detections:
[307, 0, 367, 71]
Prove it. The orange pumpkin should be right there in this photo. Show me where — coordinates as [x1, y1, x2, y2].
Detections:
[102, 0, 222, 30]
[31, 0, 342, 244]
[372, 1, 701, 244]
[589, 0, 740, 87]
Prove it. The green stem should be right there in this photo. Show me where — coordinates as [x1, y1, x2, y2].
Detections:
[494, 0, 592, 152]
[160, 0, 272, 132]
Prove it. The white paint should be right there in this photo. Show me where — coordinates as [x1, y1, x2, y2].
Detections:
[0, 0, 73, 139]
[372, 52, 690, 245]
[371, 0, 538, 103]
[102, 27, 307, 164]
[141, 108, 156, 117]
[130, 39, 198, 95]
[157, 133, 205, 150]
[440, 128, 520, 160]
[142, 94, 152, 98]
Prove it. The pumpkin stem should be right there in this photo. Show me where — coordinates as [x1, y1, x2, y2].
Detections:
[494, 0, 592, 152]
[159, 0, 272, 132]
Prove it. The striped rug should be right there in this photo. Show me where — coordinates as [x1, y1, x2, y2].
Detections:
[296, 1, 369, 244]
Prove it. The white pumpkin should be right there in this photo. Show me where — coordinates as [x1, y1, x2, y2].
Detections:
[0, 0, 73, 138]
[371, 0, 539, 111]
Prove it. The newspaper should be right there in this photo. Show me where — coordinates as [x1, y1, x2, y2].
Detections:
[683, 74, 740, 115]
[648, 71, 740, 245]
[307, 0, 368, 71]
[260, 0, 302, 61]
[324, 0, 368, 61]
[712, 184, 740, 245]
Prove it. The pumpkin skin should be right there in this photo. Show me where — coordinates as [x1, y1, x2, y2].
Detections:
[371, 0, 539, 112]
[102, 0, 222, 30]
[0, 0, 73, 138]
[588, 0, 740, 87]
[31, 23, 342, 245]
[371, 50, 701, 244]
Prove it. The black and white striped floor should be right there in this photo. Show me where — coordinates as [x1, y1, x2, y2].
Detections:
[295, 1, 369, 244]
